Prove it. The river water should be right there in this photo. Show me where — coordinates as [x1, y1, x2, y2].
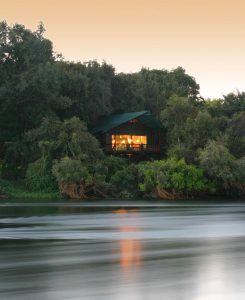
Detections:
[1, 200, 245, 300]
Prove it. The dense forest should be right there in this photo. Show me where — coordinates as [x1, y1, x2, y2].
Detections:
[0, 22, 244, 199]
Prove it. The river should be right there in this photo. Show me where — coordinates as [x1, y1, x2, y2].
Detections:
[0, 200, 245, 300]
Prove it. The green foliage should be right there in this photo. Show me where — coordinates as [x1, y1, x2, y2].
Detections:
[111, 67, 200, 116]
[184, 110, 219, 150]
[226, 112, 245, 158]
[26, 158, 57, 192]
[0, 21, 53, 79]
[52, 157, 92, 186]
[1, 21, 244, 199]
[222, 92, 245, 117]
[110, 164, 138, 197]
[204, 99, 225, 117]
[167, 144, 194, 163]
[161, 95, 196, 144]
[198, 141, 235, 188]
[0, 179, 59, 200]
[161, 95, 196, 127]
[102, 155, 128, 180]
[160, 95, 218, 163]
[25, 117, 104, 197]
[233, 157, 245, 194]
[139, 158, 212, 196]
[25, 117, 104, 164]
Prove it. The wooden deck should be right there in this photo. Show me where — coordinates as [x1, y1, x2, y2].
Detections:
[104, 144, 161, 154]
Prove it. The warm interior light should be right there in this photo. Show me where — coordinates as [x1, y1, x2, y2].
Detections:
[112, 135, 147, 150]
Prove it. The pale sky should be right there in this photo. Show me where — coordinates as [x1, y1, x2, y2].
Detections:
[1, 0, 245, 98]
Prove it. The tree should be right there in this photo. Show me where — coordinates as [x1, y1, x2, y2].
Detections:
[226, 112, 245, 158]
[222, 91, 245, 117]
[198, 141, 235, 189]
[161, 95, 197, 146]
[184, 110, 218, 150]
[111, 67, 200, 117]
[138, 67, 200, 116]
[111, 72, 145, 113]
[0, 63, 72, 141]
[232, 157, 245, 196]
[26, 117, 105, 197]
[84, 61, 115, 123]
[25, 117, 104, 165]
[0, 21, 53, 80]
[0, 21, 56, 142]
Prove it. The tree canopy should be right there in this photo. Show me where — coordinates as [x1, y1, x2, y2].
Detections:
[0, 21, 244, 199]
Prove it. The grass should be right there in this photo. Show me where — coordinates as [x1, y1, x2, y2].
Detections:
[0, 179, 60, 201]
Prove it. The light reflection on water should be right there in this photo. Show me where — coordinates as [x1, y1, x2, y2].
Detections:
[0, 202, 245, 300]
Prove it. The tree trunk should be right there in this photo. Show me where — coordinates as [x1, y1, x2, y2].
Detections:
[59, 182, 87, 199]
[155, 187, 176, 200]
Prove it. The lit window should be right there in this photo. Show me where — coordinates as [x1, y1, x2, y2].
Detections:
[112, 135, 147, 150]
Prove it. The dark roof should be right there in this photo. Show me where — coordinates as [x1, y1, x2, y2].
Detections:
[139, 113, 162, 129]
[91, 111, 162, 134]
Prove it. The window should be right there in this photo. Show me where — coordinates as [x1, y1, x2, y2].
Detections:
[112, 135, 147, 150]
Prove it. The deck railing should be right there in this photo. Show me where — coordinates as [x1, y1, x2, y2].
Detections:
[104, 144, 161, 153]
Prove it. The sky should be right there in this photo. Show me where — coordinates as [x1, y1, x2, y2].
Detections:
[1, 0, 245, 98]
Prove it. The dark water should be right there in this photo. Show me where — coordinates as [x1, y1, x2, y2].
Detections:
[1, 201, 245, 300]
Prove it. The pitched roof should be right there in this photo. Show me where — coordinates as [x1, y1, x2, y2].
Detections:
[91, 111, 161, 134]
[139, 113, 162, 129]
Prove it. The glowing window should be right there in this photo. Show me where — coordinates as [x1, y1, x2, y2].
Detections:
[112, 135, 147, 150]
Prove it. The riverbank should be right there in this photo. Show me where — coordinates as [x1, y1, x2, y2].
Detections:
[0, 179, 244, 202]
[0, 180, 60, 201]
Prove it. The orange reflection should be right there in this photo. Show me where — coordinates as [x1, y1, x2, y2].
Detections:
[114, 209, 142, 271]
[113, 208, 128, 214]
[119, 226, 142, 269]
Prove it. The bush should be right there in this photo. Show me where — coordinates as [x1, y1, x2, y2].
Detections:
[109, 164, 138, 197]
[52, 157, 93, 199]
[26, 159, 57, 192]
[167, 144, 194, 164]
[52, 157, 92, 185]
[102, 155, 128, 181]
[138, 158, 212, 198]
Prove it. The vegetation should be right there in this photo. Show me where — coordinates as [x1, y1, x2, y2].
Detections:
[0, 21, 244, 200]
[138, 158, 214, 199]
[0, 179, 59, 200]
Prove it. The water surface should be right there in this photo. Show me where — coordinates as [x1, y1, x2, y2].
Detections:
[1, 200, 245, 300]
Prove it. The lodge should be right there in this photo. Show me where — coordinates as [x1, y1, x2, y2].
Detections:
[91, 111, 164, 157]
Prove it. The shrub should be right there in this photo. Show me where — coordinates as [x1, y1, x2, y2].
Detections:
[138, 158, 212, 198]
[109, 164, 138, 197]
[26, 159, 57, 192]
[52, 157, 92, 185]
[52, 157, 93, 199]
[102, 155, 128, 181]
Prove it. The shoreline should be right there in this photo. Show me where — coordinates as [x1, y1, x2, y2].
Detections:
[1, 179, 243, 202]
